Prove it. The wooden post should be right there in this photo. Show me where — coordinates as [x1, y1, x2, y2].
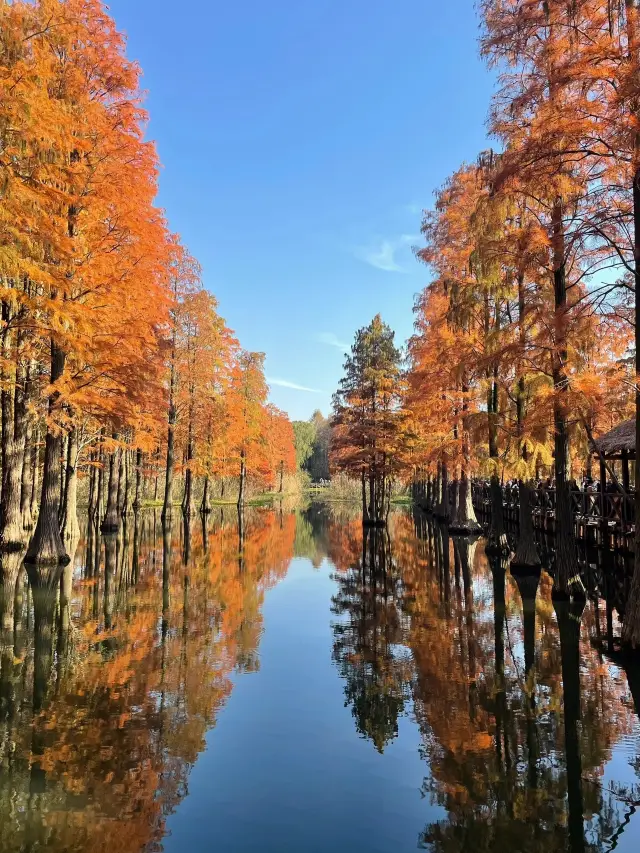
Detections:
[623, 451, 631, 534]
[600, 456, 608, 546]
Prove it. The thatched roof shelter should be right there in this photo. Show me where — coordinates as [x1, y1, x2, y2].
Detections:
[593, 419, 635, 458]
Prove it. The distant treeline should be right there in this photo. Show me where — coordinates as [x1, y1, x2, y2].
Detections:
[292, 411, 330, 482]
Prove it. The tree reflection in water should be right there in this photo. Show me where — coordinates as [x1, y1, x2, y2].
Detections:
[0, 504, 639, 852]
[402, 512, 640, 853]
[327, 508, 640, 851]
[0, 507, 295, 853]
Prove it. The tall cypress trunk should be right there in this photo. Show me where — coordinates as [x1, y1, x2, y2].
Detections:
[555, 598, 586, 853]
[183, 393, 196, 518]
[624, 1, 640, 644]
[25, 341, 68, 569]
[361, 469, 368, 522]
[436, 462, 450, 521]
[0, 551, 22, 632]
[512, 271, 540, 570]
[102, 439, 120, 533]
[450, 385, 481, 534]
[26, 421, 39, 527]
[60, 427, 80, 541]
[551, 200, 578, 595]
[115, 446, 124, 517]
[96, 444, 105, 523]
[121, 448, 131, 516]
[162, 354, 177, 522]
[0, 309, 26, 551]
[132, 448, 143, 513]
[200, 475, 211, 515]
[279, 461, 284, 494]
[237, 449, 246, 509]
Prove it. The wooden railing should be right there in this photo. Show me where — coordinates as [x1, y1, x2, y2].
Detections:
[469, 481, 635, 541]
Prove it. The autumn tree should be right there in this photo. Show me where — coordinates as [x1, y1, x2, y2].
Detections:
[331, 316, 408, 524]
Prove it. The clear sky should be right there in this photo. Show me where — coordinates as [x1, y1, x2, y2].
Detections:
[108, 0, 494, 421]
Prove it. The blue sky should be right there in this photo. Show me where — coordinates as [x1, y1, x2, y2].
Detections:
[109, 0, 494, 420]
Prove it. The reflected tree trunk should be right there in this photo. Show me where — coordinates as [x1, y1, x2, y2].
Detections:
[555, 597, 586, 853]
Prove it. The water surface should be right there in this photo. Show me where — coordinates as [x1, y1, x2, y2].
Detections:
[1, 503, 639, 852]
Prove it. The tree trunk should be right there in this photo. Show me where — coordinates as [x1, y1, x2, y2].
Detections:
[121, 448, 131, 516]
[0, 333, 27, 552]
[116, 446, 124, 517]
[200, 475, 211, 515]
[162, 382, 177, 522]
[30, 433, 40, 523]
[0, 550, 22, 632]
[554, 597, 586, 853]
[486, 474, 509, 555]
[435, 462, 449, 521]
[450, 471, 482, 534]
[102, 440, 120, 533]
[60, 427, 80, 541]
[623, 157, 640, 641]
[551, 200, 579, 595]
[22, 420, 37, 530]
[361, 469, 369, 522]
[237, 450, 246, 509]
[132, 448, 143, 513]
[96, 446, 105, 524]
[512, 479, 541, 571]
[25, 341, 68, 569]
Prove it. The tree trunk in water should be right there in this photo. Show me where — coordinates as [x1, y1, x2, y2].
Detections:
[361, 469, 369, 522]
[121, 448, 131, 517]
[30, 437, 40, 522]
[183, 411, 195, 518]
[26, 341, 68, 568]
[102, 442, 120, 533]
[433, 461, 442, 514]
[30, 580, 57, 714]
[200, 475, 211, 515]
[103, 534, 117, 630]
[183, 468, 195, 518]
[436, 462, 449, 521]
[554, 597, 586, 853]
[551, 200, 579, 595]
[162, 399, 176, 523]
[512, 480, 541, 571]
[132, 449, 143, 513]
[486, 474, 509, 555]
[450, 472, 482, 534]
[116, 447, 124, 517]
[96, 449, 105, 524]
[237, 450, 246, 509]
[0, 348, 27, 552]
[60, 428, 80, 541]
[0, 550, 22, 633]
[449, 473, 459, 528]
[491, 557, 508, 771]
[23, 421, 37, 530]
[623, 156, 640, 642]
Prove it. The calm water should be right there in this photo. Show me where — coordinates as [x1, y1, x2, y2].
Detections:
[1, 503, 640, 852]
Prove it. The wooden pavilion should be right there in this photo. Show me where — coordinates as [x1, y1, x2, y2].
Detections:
[593, 419, 635, 494]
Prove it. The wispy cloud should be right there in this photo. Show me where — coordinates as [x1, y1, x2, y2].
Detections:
[316, 332, 350, 352]
[354, 234, 422, 273]
[268, 377, 321, 393]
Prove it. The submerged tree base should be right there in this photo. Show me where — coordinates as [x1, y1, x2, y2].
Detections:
[510, 559, 542, 577]
[363, 517, 387, 528]
[485, 534, 510, 557]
